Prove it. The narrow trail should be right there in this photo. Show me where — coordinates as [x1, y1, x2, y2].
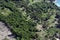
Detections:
[0, 21, 16, 40]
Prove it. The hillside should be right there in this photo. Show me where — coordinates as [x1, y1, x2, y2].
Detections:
[0, 0, 60, 40]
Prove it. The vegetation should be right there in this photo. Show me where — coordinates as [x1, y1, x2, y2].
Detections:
[0, 0, 60, 40]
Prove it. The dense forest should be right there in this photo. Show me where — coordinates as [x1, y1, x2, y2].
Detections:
[0, 0, 60, 40]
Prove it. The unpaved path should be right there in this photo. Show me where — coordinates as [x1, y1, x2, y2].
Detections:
[0, 22, 16, 40]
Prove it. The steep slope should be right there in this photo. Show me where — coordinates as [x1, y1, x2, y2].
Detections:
[0, 0, 60, 40]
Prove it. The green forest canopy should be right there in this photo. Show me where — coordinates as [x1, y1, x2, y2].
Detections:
[0, 0, 60, 40]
